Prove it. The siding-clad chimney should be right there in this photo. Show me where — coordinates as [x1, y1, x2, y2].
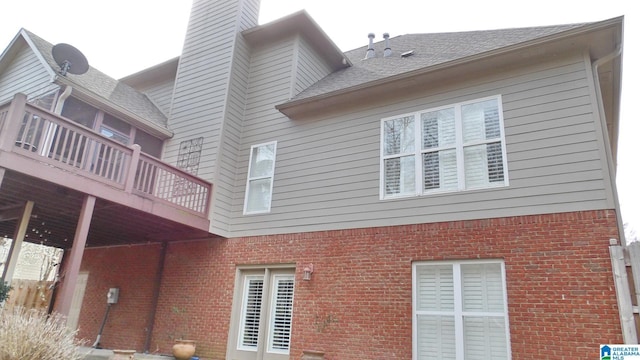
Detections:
[167, 0, 260, 233]
[365, 33, 375, 59]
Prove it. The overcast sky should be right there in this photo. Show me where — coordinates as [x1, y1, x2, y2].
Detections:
[2, 0, 638, 237]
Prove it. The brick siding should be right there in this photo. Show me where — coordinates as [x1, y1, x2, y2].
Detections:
[76, 209, 622, 359]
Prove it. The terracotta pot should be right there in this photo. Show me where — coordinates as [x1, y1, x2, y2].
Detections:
[110, 349, 135, 360]
[172, 339, 196, 360]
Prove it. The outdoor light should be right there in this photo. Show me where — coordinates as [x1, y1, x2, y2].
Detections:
[303, 264, 314, 281]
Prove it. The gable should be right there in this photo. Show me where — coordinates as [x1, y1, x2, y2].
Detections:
[19, 29, 172, 137]
[0, 32, 57, 105]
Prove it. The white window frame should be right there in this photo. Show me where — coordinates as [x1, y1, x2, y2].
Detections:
[380, 95, 509, 199]
[412, 260, 511, 360]
[266, 274, 295, 355]
[230, 267, 295, 360]
[243, 141, 277, 215]
[237, 275, 264, 352]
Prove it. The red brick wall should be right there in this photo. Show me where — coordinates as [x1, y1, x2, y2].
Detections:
[76, 210, 623, 359]
[76, 243, 162, 350]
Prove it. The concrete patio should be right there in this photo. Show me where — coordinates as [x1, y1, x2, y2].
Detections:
[80, 347, 174, 360]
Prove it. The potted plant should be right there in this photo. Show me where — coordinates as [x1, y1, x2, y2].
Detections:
[167, 306, 196, 360]
[172, 339, 196, 360]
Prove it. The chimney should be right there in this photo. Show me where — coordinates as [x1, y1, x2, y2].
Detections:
[168, 0, 261, 182]
[365, 33, 375, 59]
[383, 33, 392, 57]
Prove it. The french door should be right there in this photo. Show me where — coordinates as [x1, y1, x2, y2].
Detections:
[229, 268, 295, 360]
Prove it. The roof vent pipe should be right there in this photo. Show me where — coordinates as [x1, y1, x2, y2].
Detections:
[383, 33, 392, 57]
[365, 33, 375, 59]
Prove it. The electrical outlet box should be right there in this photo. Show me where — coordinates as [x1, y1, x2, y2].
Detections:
[107, 288, 119, 304]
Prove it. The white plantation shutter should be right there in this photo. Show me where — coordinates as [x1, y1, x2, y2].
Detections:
[414, 261, 510, 360]
[381, 96, 506, 198]
[463, 317, 508, 360]
[415, 264, 456, 360]
[417, 316, 456, 360]
[239, 276, 264, 349]
[461, 263, 508, 359]
[268, 276, 295, 353]
[421, 109, 457, 192]
[461, 99, 504, 189]
[416, 265, 454, 311]
[461, 263, 504, 312]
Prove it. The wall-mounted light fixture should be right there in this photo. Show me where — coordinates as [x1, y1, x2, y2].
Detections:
[303, 264, 314, 281]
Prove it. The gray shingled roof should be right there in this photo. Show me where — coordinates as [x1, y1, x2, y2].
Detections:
[291, 23, 588, 101]
[24, 30, 168, 128]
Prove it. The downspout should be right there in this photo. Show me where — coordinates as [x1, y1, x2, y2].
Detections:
[54, 84, 72, 114]
[38, 85, 73, 157]
[591, 45, 625, 246]
[144, 241, 168, 353]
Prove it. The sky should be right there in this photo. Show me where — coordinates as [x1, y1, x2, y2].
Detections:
[1, 0, 638, 238]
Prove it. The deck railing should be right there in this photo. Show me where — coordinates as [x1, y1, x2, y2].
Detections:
[0, 94, 211, 216]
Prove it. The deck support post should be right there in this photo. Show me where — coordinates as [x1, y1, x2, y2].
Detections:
[53, 195, 95, 317]
[0, 200, 34, 286]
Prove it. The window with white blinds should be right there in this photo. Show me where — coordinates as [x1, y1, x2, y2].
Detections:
[381, 96, 508, 199]
[238, 276, 264, 350]
[268, 275, 295, 353]
[413, 261, 511, 360]
[244, 141, 277, 214]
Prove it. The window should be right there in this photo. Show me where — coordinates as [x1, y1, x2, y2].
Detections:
[232, 269, 295, 360]
[60, 97, 165, 157]
[267, 275, 294, 353]
[239, 276, 264, 350]
[100, 113, 131, 145]
[381, 96, 508, 199]
[244, 142, 277, 214]
[413, 260, 511, 360]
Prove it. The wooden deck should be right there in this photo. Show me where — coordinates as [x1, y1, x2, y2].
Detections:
[0, 94, 213, 243]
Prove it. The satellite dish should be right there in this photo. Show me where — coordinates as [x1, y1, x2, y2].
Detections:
[52, 43, 89, 76]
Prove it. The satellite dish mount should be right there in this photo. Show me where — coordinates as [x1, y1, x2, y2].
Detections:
[52, 43, 89, 76]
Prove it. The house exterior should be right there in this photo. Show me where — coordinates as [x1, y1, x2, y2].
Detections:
[0, 0, 626, 358]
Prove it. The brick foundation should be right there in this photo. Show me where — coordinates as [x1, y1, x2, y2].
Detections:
[76, 210, 623, 359]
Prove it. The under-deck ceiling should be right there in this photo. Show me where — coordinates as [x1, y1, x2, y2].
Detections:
[0, 171, 216, 250]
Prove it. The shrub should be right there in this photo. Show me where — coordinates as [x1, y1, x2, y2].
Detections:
[0, 307, 86, 360]
[0, 282, 11, 303]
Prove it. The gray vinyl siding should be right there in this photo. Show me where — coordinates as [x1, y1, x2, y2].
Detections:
[229, 51, 612, 236]
[210, 30, 254, 234]
[165, 0, 259, 186]
[293, 37, 333, 97]
[0, 44, 57, 105]
[141, 79, 175, 116]
[230, 38, 295, 219]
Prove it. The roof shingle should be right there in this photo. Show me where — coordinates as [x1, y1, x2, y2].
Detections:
[24, 30, 168, 129]
[291, 23, 588, 101]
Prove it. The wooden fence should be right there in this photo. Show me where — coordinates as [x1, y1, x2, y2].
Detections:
[3, 279, 54, 311]
[610, 241, 640, 343]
